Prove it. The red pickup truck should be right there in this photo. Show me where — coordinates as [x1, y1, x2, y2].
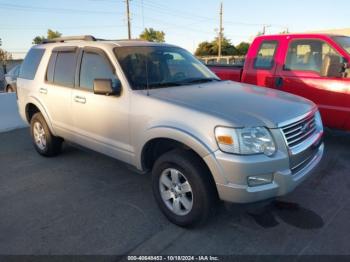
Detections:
[209, 34, 350, 131]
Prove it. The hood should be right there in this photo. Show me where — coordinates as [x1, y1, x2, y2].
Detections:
[148, 81, 316, 128]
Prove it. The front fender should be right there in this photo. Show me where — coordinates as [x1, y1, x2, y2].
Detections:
[135, 125, 217, 170]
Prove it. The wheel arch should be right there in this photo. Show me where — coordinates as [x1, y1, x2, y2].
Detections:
[138, 126, 215, 172]
[24, 98, 56, 136]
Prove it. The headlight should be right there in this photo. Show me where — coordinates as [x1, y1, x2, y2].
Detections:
[215, 127, 276, 156]
[314, 111, 324, 133]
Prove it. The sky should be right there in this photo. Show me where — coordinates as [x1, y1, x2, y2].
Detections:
[0, 0, 349, 58]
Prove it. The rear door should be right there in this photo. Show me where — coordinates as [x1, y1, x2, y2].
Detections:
[42, 47, 78, 138]
[242, 38, 281, 88]
[275, 37, 350, 129]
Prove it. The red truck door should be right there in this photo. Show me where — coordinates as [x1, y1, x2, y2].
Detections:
[275, 36, 350, 130]
[242, 38, 281, 88]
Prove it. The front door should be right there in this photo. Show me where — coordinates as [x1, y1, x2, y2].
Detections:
[276, 38, 350, 129]
[71, 47, 132, 164]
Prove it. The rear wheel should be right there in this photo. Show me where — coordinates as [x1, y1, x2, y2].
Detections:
[30, 112, 63, 157]
[152, 149, 217, 227]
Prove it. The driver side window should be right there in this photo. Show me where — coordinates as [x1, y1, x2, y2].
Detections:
[79, 51, 118, 90]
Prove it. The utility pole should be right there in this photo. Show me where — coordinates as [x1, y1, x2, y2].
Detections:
[126, 0, 132, 39]
[218, 2, 223, 58]
[262, 24, 271, 35]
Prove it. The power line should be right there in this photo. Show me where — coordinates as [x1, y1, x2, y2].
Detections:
[0, 25, 127, 30]
[136, 0, 278, 28]
[0, 3, 123, 15]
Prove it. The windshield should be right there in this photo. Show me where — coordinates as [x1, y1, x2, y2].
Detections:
[114, 46, 220, 90]
[333, 36, 350, 55]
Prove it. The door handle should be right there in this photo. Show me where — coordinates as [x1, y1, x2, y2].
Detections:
[275, 77, 283, 88]
[39, 87, 48, 94]
[74, 96, 86, 104]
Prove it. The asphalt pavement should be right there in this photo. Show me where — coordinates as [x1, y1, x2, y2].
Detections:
[0, 128, 349, 257]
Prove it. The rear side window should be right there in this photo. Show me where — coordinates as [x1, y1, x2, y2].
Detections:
[79, 51, 116, 90]
[254, 41, 278, 69]
[46, 52, 57, 83]
[53, 51, 77, 87]
[19, 48, 45, 80]
[46, 49, 77, 87]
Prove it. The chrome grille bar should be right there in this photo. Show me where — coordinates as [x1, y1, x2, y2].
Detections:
[281, 113, 317, 148]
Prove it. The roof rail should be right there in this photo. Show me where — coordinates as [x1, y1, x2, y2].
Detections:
[42, 35, 96, 44]
[95, 38, 149, 42]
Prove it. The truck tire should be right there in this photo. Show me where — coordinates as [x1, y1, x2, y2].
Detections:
[152, 149, 217, 227]
[30, 112, 63, 157]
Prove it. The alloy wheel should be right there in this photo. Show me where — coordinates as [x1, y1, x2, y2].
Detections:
[159, 168, 193, 216]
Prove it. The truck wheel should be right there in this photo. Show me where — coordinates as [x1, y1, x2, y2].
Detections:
[152, 149, 217, 227]
[30, 112, 63, 157]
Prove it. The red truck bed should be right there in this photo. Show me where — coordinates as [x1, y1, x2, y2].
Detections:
[207, 65, 243, 82]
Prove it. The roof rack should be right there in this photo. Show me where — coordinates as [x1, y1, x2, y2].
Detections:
[109, 38, 149, 42]
[41, 35, 150, 44]
[42, 35, 96, 44]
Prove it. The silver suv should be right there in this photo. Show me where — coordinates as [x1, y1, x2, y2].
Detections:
[17, 35, 324, 227]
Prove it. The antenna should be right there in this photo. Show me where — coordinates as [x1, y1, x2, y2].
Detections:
[145, 55, 150, 96]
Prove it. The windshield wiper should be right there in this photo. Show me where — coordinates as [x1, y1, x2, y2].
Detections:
[148, 82, 183, 88]
[179, 78, 221, 85]
[139, 78, 220, 90]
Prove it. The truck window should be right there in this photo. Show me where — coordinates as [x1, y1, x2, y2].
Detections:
[284, 40, 343, 76]
[333, 36, 350, 55]
[19, 48, 45, 80]
[79, 51, 117, 91]
[254, 41, 278, 69]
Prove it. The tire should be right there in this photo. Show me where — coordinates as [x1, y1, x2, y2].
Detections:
[30, 112, 63, 157]
[152, 149, 218, 227]
[6, 86, 14, 93]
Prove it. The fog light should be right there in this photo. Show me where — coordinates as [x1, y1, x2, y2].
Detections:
[247, 174, 273, 187]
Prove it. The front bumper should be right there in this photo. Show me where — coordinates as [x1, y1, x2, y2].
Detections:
[204, 141, 324, 204]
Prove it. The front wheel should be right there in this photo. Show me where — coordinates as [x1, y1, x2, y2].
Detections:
[152, 150, 217, 227]
[30, 112, 63, 157]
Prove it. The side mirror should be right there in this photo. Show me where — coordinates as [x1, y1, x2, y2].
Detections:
[93, 79, 121, 96]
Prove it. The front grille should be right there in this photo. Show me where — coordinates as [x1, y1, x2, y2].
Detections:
[281, 113, 316, 148]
